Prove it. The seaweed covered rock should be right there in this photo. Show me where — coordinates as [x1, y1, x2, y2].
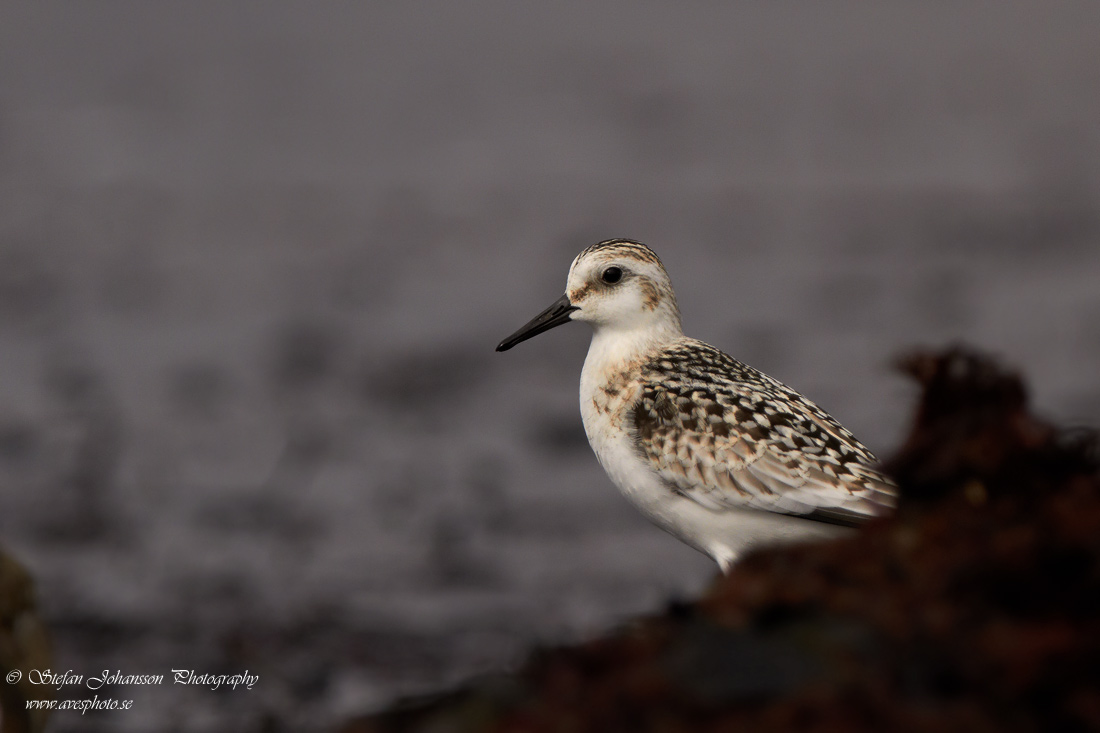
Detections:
[347, 348, 1100, 733]
[0, 546, 52, 733]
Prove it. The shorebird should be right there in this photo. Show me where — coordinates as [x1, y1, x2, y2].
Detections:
[496, 239, 896, 572]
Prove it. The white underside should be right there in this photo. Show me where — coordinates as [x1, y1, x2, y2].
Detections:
[579, 328, 848, 572]
[582, 408, 847, 570]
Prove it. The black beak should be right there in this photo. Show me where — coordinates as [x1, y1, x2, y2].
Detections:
[496, 293, 579, 352]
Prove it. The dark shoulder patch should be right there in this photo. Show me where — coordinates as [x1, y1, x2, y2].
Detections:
[654, 392, 677, 421]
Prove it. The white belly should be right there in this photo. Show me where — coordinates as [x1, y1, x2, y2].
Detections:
[576, 332, 848, 570]
[579, 381, 847, 569]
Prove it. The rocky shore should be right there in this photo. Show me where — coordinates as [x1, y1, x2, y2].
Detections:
[346, 347, 1100, 733]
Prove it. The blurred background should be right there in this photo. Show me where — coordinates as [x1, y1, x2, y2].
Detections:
[0, 3, 1098, 731]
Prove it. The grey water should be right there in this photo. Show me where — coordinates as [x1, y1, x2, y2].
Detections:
[0, 3, 1098, 731]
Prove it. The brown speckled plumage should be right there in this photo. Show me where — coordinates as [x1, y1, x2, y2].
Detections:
[628, 339, 896, 525]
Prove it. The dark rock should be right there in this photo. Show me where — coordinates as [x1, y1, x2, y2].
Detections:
[0, 545, 52, 733]
[344, 346, 1100, 733]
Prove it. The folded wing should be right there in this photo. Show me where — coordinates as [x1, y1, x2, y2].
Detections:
[630, 381, 897, 526]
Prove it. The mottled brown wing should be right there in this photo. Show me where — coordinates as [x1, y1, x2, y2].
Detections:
[630, 381, 897, 524]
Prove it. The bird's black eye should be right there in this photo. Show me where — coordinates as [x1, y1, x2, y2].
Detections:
[601, 266, 623, 284]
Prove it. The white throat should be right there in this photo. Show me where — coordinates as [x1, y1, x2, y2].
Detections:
[580, 320, 681, 391]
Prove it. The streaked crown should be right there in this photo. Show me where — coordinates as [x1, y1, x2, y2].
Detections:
[577, 238, 666, 267]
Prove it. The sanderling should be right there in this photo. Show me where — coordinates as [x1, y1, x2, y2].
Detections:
[497, 239, 896, 572]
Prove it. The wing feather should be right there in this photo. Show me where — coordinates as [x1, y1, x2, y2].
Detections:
[630, 345, 898, 526]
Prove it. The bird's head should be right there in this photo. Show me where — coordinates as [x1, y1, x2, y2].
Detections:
[496, 239, 682, 352]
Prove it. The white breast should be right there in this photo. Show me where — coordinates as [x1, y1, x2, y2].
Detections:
[579, 332, 729, 559]
[579, 332, 670, 513]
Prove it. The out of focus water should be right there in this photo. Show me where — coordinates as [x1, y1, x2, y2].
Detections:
[0, 4, 1098, 731]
